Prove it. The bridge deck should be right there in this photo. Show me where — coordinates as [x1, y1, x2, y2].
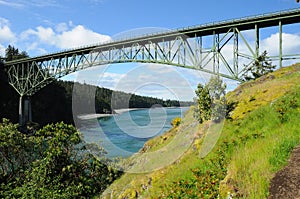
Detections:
[5, 8, 300, 66]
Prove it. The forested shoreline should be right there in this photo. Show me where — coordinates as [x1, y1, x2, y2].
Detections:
[0, 46, 192, 127]
[0, 78, 192, 127]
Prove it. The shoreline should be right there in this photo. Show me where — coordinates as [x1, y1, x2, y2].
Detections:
[77, 113, 114, 120]
[77, 106, 190, 120]
[77, 108, 144, 120]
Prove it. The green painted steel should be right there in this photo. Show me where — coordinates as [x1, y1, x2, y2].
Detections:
[279, 21, 283, 68]
[3, 8, 300, 124]
[255, 24, 259, 60]
[5, 8, 300, 96]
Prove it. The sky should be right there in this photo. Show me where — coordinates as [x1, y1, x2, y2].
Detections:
[1, 0, 300, 101]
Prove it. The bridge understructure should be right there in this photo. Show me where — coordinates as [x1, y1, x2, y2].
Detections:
[4, 8, 300, 126]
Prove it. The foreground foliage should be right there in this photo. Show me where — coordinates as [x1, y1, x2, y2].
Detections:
[0, 121, 121, 198]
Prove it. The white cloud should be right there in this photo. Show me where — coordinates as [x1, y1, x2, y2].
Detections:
[55, 22, 69, 33]
[57, 25, 111, 49]
[261, 32, 300, 56]
[0, 18, 111, 57]
[88, 0, 104, 5]
[0, 0, 23, 8]
[64, 66, 126, 89]
[98, 72, 126, 89]
[25, 0, 58, 7]
[0, 18, 16, 43]
[0, 43, 6, 57]
[26, 42, 47, 55]
[108, 63, 196, 101]
[21, 24, 111, 52]
[0, 0, 59, 8]
[0, 18, 16, 56]
[24, 26, 57, 45]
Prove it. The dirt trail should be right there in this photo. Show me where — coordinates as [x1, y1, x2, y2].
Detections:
[268, 146, 300, 199]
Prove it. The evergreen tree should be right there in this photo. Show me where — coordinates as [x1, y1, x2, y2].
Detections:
[243, 50, 276, 81]
[5, 45, 28, 61]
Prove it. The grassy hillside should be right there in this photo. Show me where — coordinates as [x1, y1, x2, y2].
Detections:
[100, 63, 300, 199]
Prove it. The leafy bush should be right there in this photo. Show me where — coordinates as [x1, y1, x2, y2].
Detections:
[0, 119, 36, 183]
[171, 117, 181, 127]
[193, 83, 211, 123]
[194, 76, 226, 123]
[272, 89, 300, 122]
[0, 120, 122, 198]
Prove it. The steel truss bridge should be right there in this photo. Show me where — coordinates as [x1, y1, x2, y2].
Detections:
[3, 8, 300, 125]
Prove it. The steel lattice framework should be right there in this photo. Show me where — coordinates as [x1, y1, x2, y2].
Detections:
[3, 8, 300, 125]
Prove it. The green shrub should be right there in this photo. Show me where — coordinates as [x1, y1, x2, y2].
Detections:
[194, 76, 226, 124]
[272, 88, 300, 122]
[171, 117, 181, 127]
[0, 120, 122, 198]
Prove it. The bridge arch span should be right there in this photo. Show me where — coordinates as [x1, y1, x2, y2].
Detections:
[3, 8, 300, 125]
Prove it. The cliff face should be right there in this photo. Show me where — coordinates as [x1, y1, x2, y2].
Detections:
[100, 63, 300, 199]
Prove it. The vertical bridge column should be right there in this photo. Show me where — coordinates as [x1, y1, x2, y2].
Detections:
[279, 21, 283, 68]
[19, 95, 32, 126]
[19, 95, 23, 126]
[24, 96, 32, 123]
[255, 24, 260, 60]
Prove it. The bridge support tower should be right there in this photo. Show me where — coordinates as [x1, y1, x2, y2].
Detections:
[19, 96, 32, 126]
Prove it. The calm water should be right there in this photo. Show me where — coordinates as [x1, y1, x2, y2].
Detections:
[79, 107, 188, 158]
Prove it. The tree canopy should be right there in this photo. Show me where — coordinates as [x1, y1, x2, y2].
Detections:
[193, 76, 226, 123]
[4, 45, 28, 62]
[243, 51, 276, 81]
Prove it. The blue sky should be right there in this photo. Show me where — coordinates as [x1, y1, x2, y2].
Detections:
[1, 0, 300, 101]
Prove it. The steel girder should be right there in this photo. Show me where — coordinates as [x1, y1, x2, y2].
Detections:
[5, 33, 239, 97]
[4, 8, 300, 97]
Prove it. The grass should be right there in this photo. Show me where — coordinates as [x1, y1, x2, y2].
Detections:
[226, 63, 300, 119]
[99, 64, 300, 199]
[221, 87, 300, 198]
